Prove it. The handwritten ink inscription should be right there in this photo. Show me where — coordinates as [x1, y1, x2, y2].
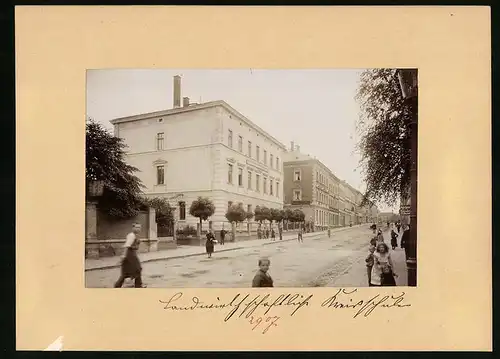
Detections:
[248, 315, 280, 334]
[159, 289, 411, 334]
[321, 288, 411, 318]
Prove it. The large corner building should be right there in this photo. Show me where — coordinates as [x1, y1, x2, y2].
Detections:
[111, 76, 286, 231]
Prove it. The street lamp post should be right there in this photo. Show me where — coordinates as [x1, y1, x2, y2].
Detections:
[397, 68, 418, 287]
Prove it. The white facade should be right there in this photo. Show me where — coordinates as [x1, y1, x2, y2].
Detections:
[111, 100, 286, 230]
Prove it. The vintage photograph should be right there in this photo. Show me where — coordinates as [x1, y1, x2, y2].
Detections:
[85, 69, 418, 288]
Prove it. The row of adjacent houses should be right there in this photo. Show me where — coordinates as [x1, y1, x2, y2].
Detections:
[109, 75, 379, 232]
[282, 144, 378, 231]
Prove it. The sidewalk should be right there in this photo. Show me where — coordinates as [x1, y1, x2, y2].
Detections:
[85, 224, 367, 272]
[327, 229, 408, 287]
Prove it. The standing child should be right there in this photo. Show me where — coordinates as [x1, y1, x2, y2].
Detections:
[365, 245, 376, 286]
[252, 258, 274, 287]
[390, 229, 398, 250]
[371, 242, 398, 286]
[271, 227, 276, 241]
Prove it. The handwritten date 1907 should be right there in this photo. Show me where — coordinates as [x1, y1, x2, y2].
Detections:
[248, 315, 280, 334]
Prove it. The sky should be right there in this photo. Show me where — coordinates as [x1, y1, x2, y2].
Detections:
[86, 69, 396, 212]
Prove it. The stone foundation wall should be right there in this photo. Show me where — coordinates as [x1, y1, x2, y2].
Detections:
[85, 237, 176, 258]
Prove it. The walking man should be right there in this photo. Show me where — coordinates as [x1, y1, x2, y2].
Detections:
[220, 226, 226, 246]
[400, 224, 410, 260]
[114, 223, 146, 288]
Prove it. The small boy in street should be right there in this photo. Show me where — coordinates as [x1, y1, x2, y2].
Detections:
[252, 258, 274, 287]
[271, 227, 276, 241]
[365, 245, 376, 286]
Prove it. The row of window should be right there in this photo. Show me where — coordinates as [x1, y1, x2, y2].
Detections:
[315, 209, 343, 226]
[156, 161, 281, 199]
[316, 170, 340, 196]
[294, 169, 358, 205]
[317, 189, 340, 208]
[227, 163, 279, 197]
[228, 130, 280, 171]
[154, 130, 281, 171]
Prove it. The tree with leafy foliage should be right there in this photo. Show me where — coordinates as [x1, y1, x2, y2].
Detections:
[225, 203, 247, 224]
[283, 208, 294, 229]
[254, 205, 271, 224]
[355, 68, 412, 207]
[189, 197, 215, 241]
[291, 209, 305, 223]
[142, 197, 175, 227]
[225, 203, 247, 241]
[86, 118, 145, 219]
[270, 208, 284, 224]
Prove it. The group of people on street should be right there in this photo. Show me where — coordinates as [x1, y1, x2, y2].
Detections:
[365, 223, 410, 286]
[257, 225, 283, 241]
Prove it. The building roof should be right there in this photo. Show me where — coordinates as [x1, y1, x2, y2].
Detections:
[110, 100, 287, 150]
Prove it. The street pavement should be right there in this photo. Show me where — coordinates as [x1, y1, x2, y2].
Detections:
[85, 229, 325, 271]
[85, 224, 398, 288]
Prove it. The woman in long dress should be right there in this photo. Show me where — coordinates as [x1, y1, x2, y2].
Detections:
[370, 242, 397, 286]
[205, 230, 215, 258]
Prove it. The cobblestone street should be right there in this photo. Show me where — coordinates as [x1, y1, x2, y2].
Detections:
[85, 225, 406, 288]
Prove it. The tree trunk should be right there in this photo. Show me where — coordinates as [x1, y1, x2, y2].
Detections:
[198, 218, 202, 246]
[231, 221, 236, 242]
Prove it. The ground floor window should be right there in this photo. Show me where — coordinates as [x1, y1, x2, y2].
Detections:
[179, 201, 186, 220]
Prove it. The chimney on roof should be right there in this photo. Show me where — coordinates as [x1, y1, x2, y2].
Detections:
[290, 141, 295, 151]
[173, 75, 181, 108]
[183, 97, 190, 107]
